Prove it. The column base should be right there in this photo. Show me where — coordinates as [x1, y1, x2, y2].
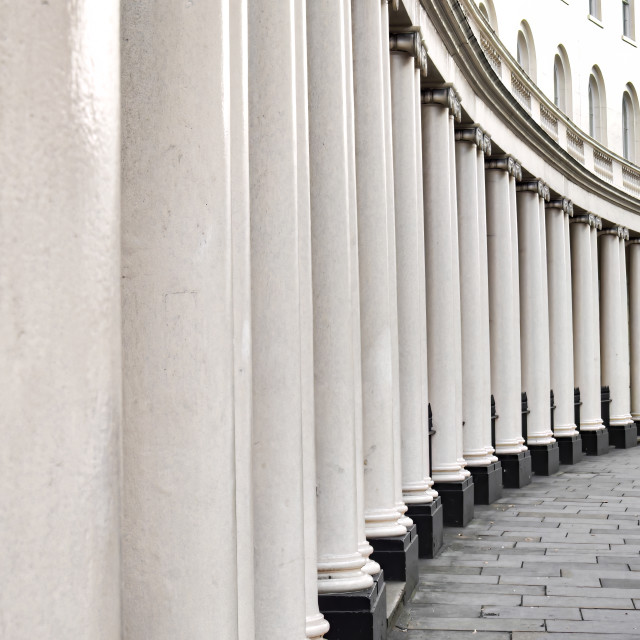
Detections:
[556, 434, 583, 465]
[369, 525, 419, 600]
[319, 570, 387, 640]
[581, 428, 610, 455]
[432, 476, 475, 527]
[496, 451, 532, 488]
[528, 442, 560, 476]
[608, 423, 638, 449]
[406, 497, 444, 559]
[468, 462, 503, 505]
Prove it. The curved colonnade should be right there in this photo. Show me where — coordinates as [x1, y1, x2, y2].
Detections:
[3, 0, 640, 639]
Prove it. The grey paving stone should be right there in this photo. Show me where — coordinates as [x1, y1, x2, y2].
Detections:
[601, 577, 640, 588]
[561, 568, 635, 580]
[522, 594, 634, 608]
[418, 573, 499, 585]
[481, 605, 581, 619]
[419, 566, 481, 575]
[513, 633, 640, 640]
[390, 631, 510, 640]
[401, 614, 545, 632]
[499, 576, 601, 587]
[547, 619, 640, 634]
[597, 555, 640, 564]
[423, 583, 544, 596]
[397, 603, 481, 619]
[547, 586, 640, 598]
[581, 608, 640, 620]
[481, 566, 561, 577]
[411, 591, 522, 606]
[521, 555, 597, 564]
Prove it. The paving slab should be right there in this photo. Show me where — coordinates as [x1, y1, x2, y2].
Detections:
[390, 447, 640, 637]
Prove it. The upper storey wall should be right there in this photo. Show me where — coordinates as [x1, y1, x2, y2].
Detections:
[486, 0, 640, 158]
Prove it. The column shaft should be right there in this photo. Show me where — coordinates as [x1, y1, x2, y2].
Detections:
[422, 91, 465, 482]
[516, 186, 554, 444]
[249, 1, 311, 635]
[307, 0, 372, 596]
[352, 0, 405, 538]
[391, 50, 432, 503]
[619, 235, 632, 425]
[2, 2, 121, 636]
[570, 217, 604, 429]
[546, 202, 578, 437]
[121, 3, 241, 638]
[629, 242, 640, 422]
[485, 164, 526, 453]
[456, 132, 492, 466]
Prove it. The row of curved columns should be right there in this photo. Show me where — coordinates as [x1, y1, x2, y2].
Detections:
[6, 1, 640, 639]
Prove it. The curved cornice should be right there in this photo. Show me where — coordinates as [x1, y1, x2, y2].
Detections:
[418, 0, 640, 219]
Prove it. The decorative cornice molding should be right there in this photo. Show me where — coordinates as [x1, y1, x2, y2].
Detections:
[421, 86, 461, 121]
[455, 125, 484, 149]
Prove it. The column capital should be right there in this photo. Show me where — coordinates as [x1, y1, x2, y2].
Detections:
[455, 125, 484, 149]
[619, 226, 630, 240]
[389, 32, 428, 76]
[571, 213, 600, 228]
[485, 154, 518, 176]
[598, 227, 621, 238]
[516, 179, 550, 201]
[421, 85, 461, 121]
[547, 198, 573, 216]
[483, 133, 492, 156]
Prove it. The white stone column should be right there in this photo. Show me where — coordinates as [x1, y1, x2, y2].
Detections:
[599, 227, 633, 428]
[516, 181, 555, 445]
[509, 168, 523, 428]
[449, 106, 469, 478]
[1, 3, 120, 637]
[351, 0, 406, 538]
[619, 229, 633, 427]
[477, 135, 498, 461]
[455, 127, 493, 467]
[485, 159, 527, 454]
[307, 0, 373, 597]
[545, 199, 579, 438]
[570, 215, 605, 431]
[390, 35, 433, 505]
[121, 3, 244, 638]
[380, 2, 412, 529]
[421, 88, 466, 482]
[629, 239, 640, 424]
[414, 67, 438, 498]
[342, 0, 380, 575]
[249, 1, 314, 636]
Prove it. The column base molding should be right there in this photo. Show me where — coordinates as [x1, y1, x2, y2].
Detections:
[319, 570, 387, 640]
[432, 476, 475, 527]
[496, 450, 532, 488]
[528, 442, 560, 476]
[556, 434, 583, 465]
[581, 428, 610, 455]
[608, 423, 638, 449]
[468, 462, 503, 504]
[369, 525, 419, 601]
[406, 497, 444, 559]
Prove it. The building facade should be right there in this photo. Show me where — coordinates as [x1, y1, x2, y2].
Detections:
[2, 0, 640, 638]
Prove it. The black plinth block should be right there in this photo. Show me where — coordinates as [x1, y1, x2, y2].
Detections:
[608, 423, 638, 449]
[581, 428, 610, 455]
[320, 570, 387, 640]
[497, 450, 532, 488]
[406, 498, 444, 559]
[528, 441, 560, 476]
[369, 524, 419, 601]
[432, 476, 475, 527]
[557, 434, 583, 465]
[468, 462, 503, 505]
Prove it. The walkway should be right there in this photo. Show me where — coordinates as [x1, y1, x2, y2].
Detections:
[391, 446, 640, 639]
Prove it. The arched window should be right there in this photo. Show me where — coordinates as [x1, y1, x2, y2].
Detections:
[623, 0, 635, 39]
[590, 0, 602, 20]
[553, 46, 573, 117]
[588, 67, 607, 143]
[622, 84, 639, 161]
[516, 21, 537, 82]
[478, 0, 499, 33]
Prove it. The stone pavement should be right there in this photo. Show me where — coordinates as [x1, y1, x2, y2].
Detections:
[390, 446, 640, 639]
